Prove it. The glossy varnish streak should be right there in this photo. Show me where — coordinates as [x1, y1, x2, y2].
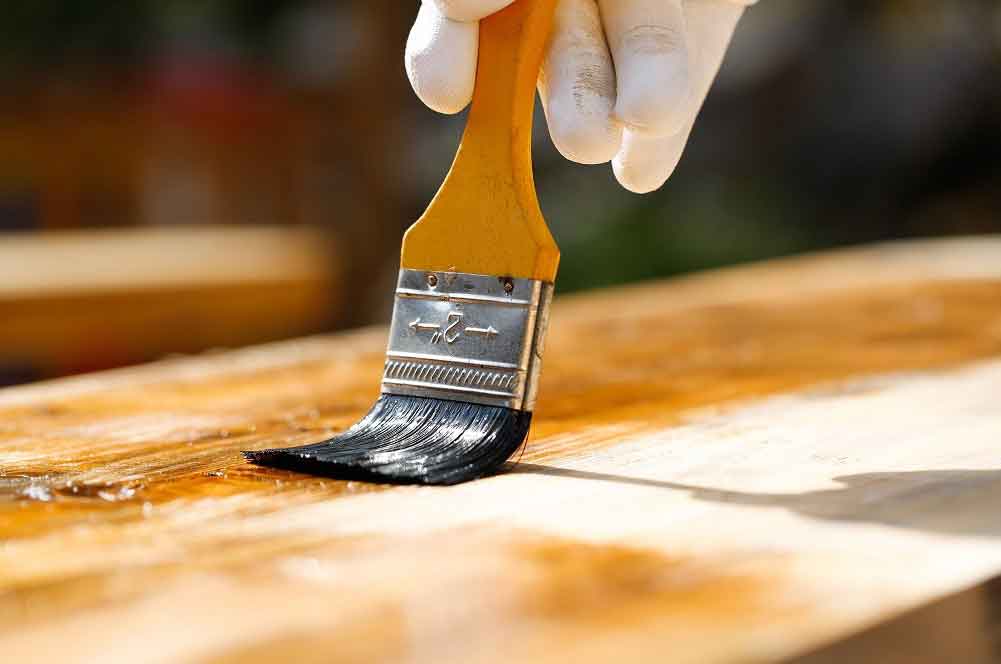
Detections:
[3, 237, 1001, 663]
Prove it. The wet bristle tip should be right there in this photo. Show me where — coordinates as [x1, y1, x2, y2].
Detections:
[243, 395, 532, 485]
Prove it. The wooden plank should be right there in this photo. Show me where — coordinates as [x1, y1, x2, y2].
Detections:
[0, 226, 339, 375]
[1, 236, 1001, 663]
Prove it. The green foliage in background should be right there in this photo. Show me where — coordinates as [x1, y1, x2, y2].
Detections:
[0, 0, 291, 71]
[0, 2, 156, 68]
[542, 165, 824, 294]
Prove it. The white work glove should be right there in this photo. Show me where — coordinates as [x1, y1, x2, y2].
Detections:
[406, 0, 752, 194]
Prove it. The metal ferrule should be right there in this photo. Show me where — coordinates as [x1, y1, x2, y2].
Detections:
[381, 269, 553, 411]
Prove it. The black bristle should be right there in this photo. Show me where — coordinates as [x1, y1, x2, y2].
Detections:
[243, 395, 532, 485]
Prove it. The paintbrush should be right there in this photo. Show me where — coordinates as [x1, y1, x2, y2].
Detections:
[245, 0, 559, 485]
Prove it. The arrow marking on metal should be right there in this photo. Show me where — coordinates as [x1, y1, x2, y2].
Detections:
[465, 325, 499, 338]
[410, 313, 499, 344]
[409, 318, 441, 332]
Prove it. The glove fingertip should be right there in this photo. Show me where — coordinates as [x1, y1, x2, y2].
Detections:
[406, 65, 472, 115]
[612, 131, 687, 194]
[612, 161, 670, 194]
[545, 107, 622, 165]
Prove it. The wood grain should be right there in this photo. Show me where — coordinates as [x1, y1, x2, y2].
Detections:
[2, 236, 1001, 663]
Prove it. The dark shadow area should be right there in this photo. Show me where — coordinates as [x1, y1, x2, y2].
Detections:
[513, 464, 1001, 538]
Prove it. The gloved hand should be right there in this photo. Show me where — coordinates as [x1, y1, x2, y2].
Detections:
[406, 0, 752, 194]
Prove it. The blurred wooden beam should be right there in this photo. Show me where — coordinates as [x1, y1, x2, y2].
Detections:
[0, 225, 340, 378]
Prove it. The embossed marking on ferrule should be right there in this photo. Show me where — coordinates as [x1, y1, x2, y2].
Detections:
[408, 311, 500, 345]
[465, 325, 499, 338]
[382, 269, 553, 410]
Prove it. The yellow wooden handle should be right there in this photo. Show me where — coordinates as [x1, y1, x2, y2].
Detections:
[400, 0, 560, 282]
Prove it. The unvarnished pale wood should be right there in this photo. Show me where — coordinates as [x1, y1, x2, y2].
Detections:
[2, 236, 1001, 663]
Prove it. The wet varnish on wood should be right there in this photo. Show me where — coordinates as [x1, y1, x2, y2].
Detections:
[3, 236, 1001, 663]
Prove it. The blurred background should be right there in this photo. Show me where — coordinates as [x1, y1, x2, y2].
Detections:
[1, 0, 999, 385]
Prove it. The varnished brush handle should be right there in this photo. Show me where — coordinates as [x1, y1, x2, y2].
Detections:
[401, 0, 560, 282]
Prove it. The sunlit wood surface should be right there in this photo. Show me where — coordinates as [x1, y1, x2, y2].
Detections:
[2, 236, 1001, 663]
